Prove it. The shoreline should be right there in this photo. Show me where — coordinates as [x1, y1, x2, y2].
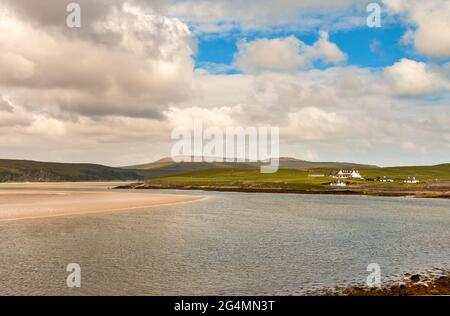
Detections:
[321, 271, 450, 296]
[0, 190, 204, 222]
[115, 183, 450, 199]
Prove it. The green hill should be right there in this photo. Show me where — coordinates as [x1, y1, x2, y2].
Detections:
[0, 159, 143, 182]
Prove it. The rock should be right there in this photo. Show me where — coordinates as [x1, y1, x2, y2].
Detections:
[395, 281, 407, 288]
[410, 274, 421, 283]
[415, 281, 429, 288]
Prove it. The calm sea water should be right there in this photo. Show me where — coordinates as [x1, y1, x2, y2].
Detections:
[0, 190, 449, 295]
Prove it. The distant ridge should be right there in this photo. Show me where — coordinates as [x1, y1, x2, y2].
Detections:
[124, 156, 378, 172]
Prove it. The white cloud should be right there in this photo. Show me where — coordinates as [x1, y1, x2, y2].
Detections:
[312, 31, 348, 63]
[234, 36, 309, 73]
[0, 4, 195, 119]
[383, 0, 450, 58]
[287, 107, 349, 141]
[381, 59, 450, 97]
[234, 32, 346, 73]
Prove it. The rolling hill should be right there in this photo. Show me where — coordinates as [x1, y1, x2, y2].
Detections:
[0, 159, 144, 182]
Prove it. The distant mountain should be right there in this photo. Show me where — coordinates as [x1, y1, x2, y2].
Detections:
[271, 157, 378, 170]
[124, 157, 377, 173]
[0, 159, 143, 182]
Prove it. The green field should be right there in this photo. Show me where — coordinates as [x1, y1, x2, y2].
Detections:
[360, 164, 450, 181]
[146, 164, 450, 191]
[149, 168, 326, 190]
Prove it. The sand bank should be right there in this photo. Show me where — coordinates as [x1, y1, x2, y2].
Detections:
[0, 181, 134, 190]
[0, 190, 203, 222]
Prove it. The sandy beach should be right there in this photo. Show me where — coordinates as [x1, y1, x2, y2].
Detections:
[0, 181, 135, 190]
[0, 184, 203, 221]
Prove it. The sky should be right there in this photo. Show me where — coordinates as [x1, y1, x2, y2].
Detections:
[0, 0, 449, 167]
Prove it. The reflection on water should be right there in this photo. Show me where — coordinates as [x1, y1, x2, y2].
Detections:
[0, 190, 449, 295]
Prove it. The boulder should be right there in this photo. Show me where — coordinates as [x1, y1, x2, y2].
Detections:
[410, 274, 421, 283]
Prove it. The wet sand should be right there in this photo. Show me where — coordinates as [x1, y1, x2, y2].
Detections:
[0, 186, 203, 222]
[0, 181, 134, 190]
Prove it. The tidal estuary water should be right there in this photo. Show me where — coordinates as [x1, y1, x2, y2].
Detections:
[0, 188, 449, 295]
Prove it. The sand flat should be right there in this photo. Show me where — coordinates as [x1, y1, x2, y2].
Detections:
[0, 181, 134, 190]
[0, 190, 203, 221]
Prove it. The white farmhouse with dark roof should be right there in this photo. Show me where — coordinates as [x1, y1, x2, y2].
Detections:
[330, 169, 364, 179]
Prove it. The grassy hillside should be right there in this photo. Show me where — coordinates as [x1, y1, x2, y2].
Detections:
[147, 168, 325, 190]
[145, 164, 450, 191]
[0, 159, 144, 182]
[360, 164, 450, 181]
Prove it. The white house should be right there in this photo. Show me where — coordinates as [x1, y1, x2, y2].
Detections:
[330, 180, 347, 187]
[379, 176, 394, 183]
[330, 169, 363, 179]
[404, 177, 420, 184]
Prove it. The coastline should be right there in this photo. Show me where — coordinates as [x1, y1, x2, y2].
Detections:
[321, 271, 450, 296]
[115, 183, 450, 199]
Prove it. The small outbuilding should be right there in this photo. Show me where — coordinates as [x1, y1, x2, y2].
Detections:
[404, 177, 420, 184]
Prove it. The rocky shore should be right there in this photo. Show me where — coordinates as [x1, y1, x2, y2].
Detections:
[322, 271, 450, 296]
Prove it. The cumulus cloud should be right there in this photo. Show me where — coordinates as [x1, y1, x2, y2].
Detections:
[383, 0, 450, 58]
[311, 31, 348, 63]
[234, 32, 347, 73]
[234, 37, 310, 73]
[380, 59, 450, 97]
[0, 3, 195, 119]
[287, 107, 349, 141]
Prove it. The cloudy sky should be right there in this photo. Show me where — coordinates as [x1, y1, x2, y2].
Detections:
[0, 0, 449, 167]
